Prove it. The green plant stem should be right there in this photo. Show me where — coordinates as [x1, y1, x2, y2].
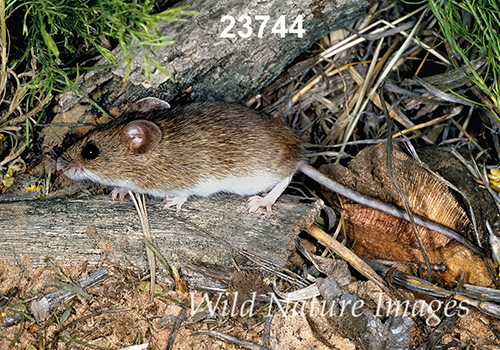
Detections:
[428, 0, 500, 116]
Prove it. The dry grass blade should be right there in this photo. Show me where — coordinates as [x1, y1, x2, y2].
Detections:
[383, 93, 432, 281]
[0, 0, 8, 97]
[305, 225, 392, 296]
[129, 191, 156, 302]
[342, 8, 429, 150]
[366, 258, 500, 319]
[392, 106, 462, 138]
[320, 5, 429, 60]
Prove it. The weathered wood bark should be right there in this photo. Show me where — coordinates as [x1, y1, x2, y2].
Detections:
[48, 0, 369, 144]
[94, 0, 367, 101]
[0, 195, 323, 287]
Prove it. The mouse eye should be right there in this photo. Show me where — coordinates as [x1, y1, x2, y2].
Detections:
[81, 142, 100, 160]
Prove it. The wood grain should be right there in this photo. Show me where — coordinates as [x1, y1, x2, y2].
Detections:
[0, 194, 323, 287]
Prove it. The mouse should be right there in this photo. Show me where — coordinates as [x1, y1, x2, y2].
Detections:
[57, 98, 304, 212]
[56, 97, 485, 255]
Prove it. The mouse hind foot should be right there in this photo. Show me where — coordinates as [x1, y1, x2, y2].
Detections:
[163, 197, 188, 212]
[247, 175, 292, 214]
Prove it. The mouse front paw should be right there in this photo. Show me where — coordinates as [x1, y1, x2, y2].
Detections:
[162, 197, 187, 212]
[247, 195, 273, 214]
[111, 188, 129, 201]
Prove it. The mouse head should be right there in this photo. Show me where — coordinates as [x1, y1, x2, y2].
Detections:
[56, 97, 168, 185]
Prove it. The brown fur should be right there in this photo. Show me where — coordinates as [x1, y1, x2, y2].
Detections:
[58, 103, 304, 192]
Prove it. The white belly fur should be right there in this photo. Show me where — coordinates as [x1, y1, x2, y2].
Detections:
[78, 168, 283, 199]
[185, 174, 281, 197]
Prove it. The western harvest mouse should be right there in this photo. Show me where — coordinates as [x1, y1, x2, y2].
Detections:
[55, 97, 484, 255]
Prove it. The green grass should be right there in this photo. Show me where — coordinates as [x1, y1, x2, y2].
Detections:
[427, 0, 500, 117]
[1, 0, 195, 126]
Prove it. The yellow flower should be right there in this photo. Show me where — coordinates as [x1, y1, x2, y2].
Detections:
[1, 168, 15, 188]
[24, 185, 43, 192]
[488, 168, 500, 189]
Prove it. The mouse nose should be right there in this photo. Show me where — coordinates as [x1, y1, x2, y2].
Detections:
[56, 153, 73, 172]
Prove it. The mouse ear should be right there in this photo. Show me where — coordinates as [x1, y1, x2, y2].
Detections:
[133, 97, 171, 113]
[122, 120, 162, 154]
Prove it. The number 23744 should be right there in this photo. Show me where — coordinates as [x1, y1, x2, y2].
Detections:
[220, 15, 305, 39]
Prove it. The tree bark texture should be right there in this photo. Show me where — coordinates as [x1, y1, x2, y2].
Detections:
[51, 0, 369, 130]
